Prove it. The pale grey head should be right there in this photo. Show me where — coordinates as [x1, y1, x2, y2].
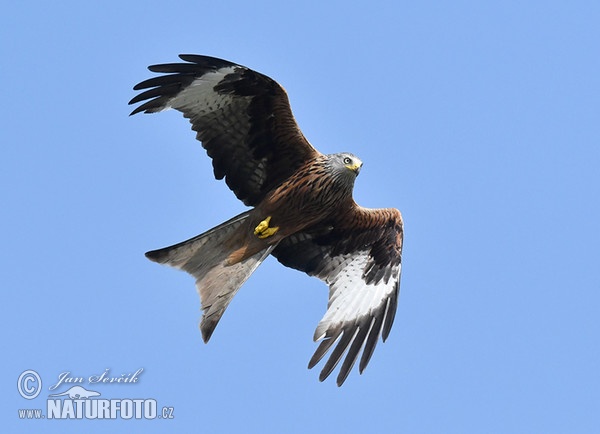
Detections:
[327, 152, 363, 177]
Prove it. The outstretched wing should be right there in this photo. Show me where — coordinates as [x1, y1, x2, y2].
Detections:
[272, 206, 403, 386]
[129, 54, 319, 206]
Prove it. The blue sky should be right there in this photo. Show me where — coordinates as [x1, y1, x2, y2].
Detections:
[2, 1, 599, 432]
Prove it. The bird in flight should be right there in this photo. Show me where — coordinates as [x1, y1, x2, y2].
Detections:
[129, 55, 404, 386]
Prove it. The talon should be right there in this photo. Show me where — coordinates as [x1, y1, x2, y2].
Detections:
[254, 216, 280, 239]
[254, 217, 271, 235]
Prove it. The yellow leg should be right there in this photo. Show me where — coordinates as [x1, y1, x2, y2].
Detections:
[254, 216, 280, 239]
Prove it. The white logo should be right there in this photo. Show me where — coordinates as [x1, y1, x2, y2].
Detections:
[17, 370, 42, 400]
[49, 385, 101, 399]
[16, 368, 174, 421]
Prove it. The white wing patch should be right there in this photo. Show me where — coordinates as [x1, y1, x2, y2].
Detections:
[304, 245, 401, 386]
[314, 251, 399, 341]
[168, 66, 239, 114]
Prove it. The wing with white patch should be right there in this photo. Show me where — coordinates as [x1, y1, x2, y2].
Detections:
[129, 54, 319, 206]
[272, 207, 403, 386]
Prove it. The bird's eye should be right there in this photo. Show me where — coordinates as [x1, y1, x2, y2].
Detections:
[343, 157, 352, 165]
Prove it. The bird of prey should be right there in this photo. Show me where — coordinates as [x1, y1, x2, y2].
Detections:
[129, 55, 404, 386]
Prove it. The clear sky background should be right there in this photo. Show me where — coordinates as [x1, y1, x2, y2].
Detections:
[2, 1, 599, 433]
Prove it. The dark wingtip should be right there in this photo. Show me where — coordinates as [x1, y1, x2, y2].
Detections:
[128, 95, 150, 116]
[308, 335, 338, 370]
[177, 54, 238, 69]
[381, 289, 398, 342]
[178, 53, 201, 62]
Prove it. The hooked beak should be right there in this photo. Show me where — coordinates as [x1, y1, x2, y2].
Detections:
[347, 161, 363, 175]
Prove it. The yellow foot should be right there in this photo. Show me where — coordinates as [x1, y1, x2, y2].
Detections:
[254, 216, 280, 239]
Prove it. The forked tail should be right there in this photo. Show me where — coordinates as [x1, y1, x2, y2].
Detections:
[146, 211, 276, 342]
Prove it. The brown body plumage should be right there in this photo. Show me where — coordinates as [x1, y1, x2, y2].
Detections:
[130, 55, 404, 386]
[223, 153, 359, 264]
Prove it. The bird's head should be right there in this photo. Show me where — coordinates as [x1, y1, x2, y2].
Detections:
[330, 152, 363, 177]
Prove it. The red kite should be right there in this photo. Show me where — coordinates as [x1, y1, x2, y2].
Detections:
[130, 55, 404, 386]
